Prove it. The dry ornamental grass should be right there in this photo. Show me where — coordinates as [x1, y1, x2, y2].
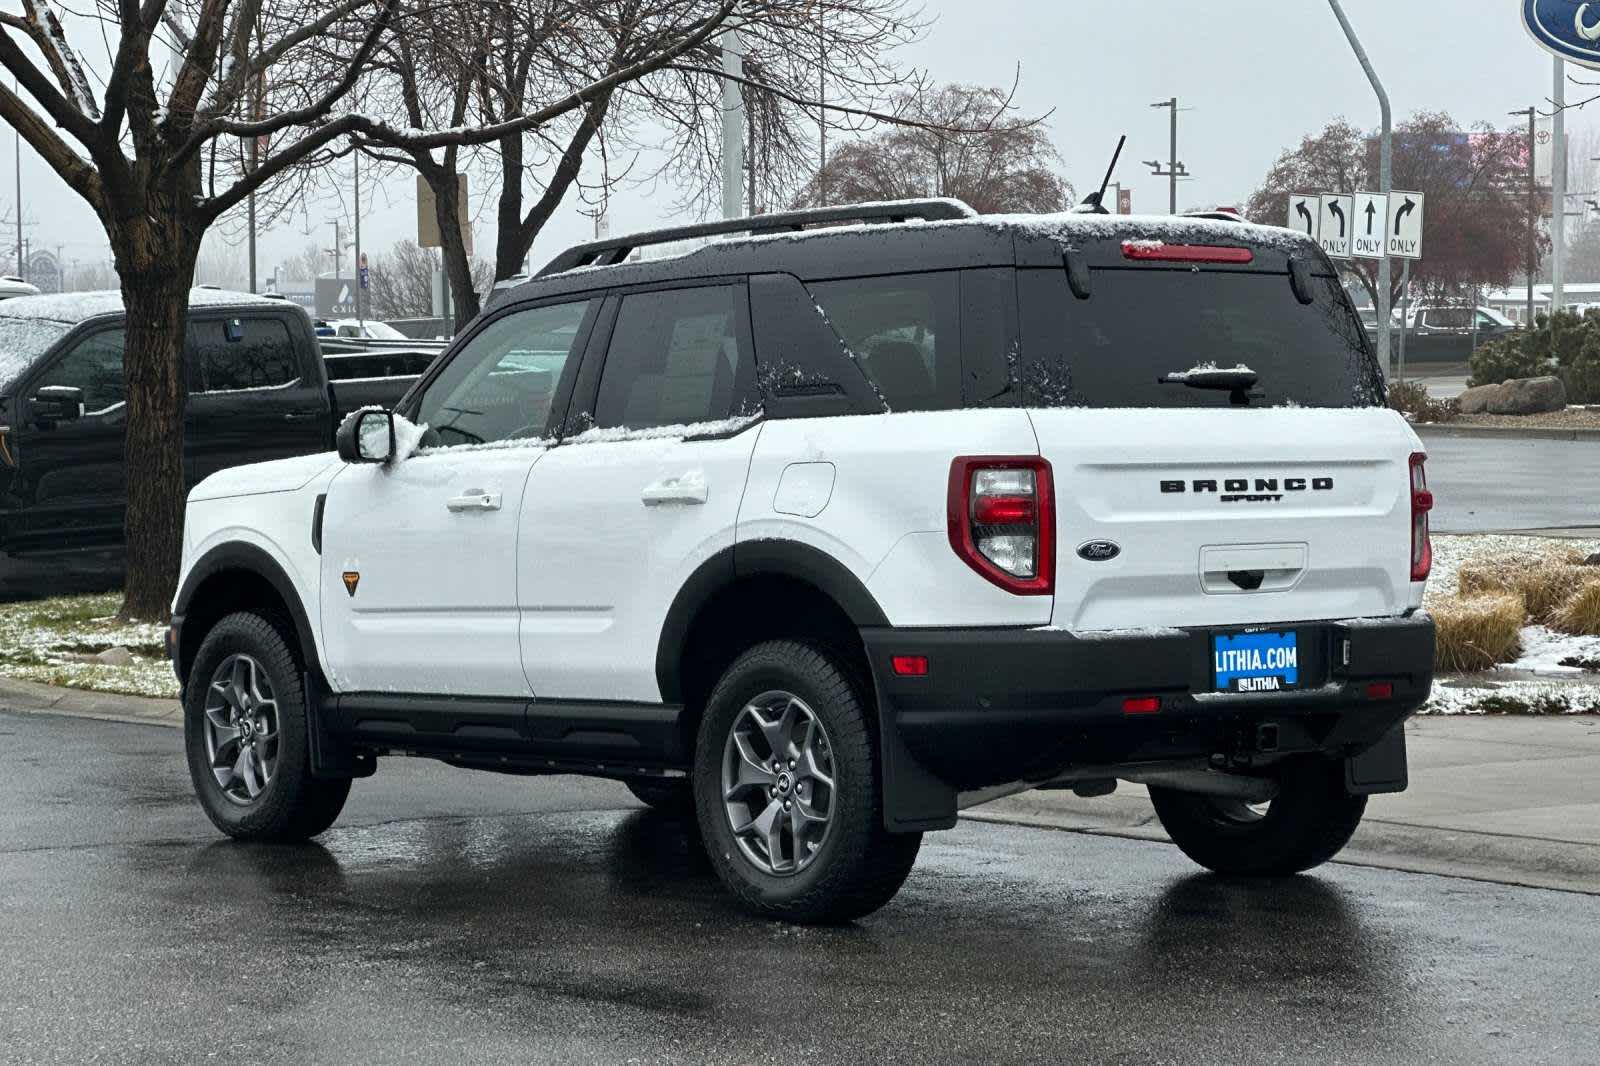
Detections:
[1456, 553, 1592, 622]
[1550, 580, 1600, 637]
[1430, 593, 1526, 673]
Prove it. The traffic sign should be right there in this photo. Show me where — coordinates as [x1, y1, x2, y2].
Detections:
[1317, 194, 1354, 259]
[1351, 193, 1387, 259]
[1287, 194, 1318, 239]
[1386, 191, 1424, 260]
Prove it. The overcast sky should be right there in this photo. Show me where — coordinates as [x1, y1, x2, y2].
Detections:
[6, 0, 1586, 286]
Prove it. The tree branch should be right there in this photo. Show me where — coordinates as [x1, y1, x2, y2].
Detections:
[0, 20, 100, 144]
[0, 77, 102, 209]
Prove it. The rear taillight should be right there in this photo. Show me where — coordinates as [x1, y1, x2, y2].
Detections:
[947, 456, 1054, 595]
[1409, 452, 1433, 582]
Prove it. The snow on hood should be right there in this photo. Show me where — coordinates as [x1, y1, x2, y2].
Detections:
[189, 451, 342, 502]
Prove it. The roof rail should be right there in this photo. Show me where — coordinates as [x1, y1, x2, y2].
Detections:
[536, 199, 978, 277]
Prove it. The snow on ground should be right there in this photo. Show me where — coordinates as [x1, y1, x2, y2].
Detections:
[0, 593, 176, 699]
[1422, 534, 1600, 715]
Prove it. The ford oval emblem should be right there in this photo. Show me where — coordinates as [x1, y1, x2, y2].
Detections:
[1077, 540, 1121, 562]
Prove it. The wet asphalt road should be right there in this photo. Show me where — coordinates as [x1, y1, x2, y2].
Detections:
[1, 709, 1596, 1066]
[1424, 435, 1600, 533]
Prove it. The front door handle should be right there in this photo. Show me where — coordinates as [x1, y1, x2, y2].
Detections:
[446, 490, 502, 513]
[641, 473, 708, 507]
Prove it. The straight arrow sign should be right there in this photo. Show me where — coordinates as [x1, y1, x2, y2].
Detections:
[1351, 192, 1388, 259]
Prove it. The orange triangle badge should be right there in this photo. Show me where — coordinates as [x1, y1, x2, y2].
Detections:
[342, 571, 360, 597]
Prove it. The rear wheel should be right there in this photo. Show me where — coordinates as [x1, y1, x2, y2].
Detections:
[1148, 756, 1365, 876]
[693, 640, 921, 924]
[183, 612, 351, 842]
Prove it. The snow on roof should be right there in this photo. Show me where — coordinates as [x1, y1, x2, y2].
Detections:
[0, 287, 283, 325]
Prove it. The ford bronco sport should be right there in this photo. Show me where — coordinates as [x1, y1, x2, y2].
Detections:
[170, 199, 1435, 923]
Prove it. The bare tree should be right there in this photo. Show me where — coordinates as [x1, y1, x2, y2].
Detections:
[367, 238, 490, 318]
[789, 83, 1069, 214]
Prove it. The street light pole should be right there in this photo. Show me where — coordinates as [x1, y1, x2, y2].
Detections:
[1511, 106, 1538, 329]
[1327, 0, 1392, 375]
[1145, 98, 1188, 214]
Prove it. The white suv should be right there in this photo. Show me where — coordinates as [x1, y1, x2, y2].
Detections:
[169, 200, 1436, 923]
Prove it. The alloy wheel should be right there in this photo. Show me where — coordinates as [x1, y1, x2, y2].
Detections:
[720, 690, 836, 876]
[202, 653, 280, 805]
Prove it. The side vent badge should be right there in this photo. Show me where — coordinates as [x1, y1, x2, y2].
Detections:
[342, 571, 361, 597]
[1077, 540, 1121, 563]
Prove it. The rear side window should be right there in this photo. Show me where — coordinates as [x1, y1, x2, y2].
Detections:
[1015, 269, 1382, 409]
[593, 286, 755, 430]
[807, 274, 960, 411]
[191, 317, 299, 392]
[45, 328, 125, 413]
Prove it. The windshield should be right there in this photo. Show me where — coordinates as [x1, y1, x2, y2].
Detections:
[1015, 268, 1383, 409]
[0, 316, 73, 388]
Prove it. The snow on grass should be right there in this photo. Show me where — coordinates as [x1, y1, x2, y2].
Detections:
[1422, 534, 1600, 714]
[0, 593, 178, 699]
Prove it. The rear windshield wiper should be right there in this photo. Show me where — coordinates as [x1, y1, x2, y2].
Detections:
[1158, 365, 1259, 405]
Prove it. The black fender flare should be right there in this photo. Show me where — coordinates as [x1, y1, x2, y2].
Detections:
[173, 541, 324, 688]
[654, 540, 889, 704]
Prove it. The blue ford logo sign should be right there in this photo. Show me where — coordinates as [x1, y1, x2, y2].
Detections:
[1077, 540, 1121, 562]
[1524, 0, 1600, 68]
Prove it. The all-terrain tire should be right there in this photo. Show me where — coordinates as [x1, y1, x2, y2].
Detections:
[1148, 756, 1366, 876]
[184, 611, 351, 841]
[693, 639, 921, 924]
[625, 777, 693, 814]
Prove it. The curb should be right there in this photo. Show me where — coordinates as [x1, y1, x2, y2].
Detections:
[1414, 423, 1600, 442]
[0, 676, 180, 728]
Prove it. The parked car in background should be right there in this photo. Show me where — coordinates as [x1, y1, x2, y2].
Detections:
[329, 319, 409, 340]
[0, 276, 41, 300]
[0, 289, 432, 568]
[1361, 304, 1514, 362]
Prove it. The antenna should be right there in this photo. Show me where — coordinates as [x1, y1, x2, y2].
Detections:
[1075, 135, 1127, 215]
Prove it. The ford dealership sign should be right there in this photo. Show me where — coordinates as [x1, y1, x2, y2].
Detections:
[1524, 0, 1600, 68]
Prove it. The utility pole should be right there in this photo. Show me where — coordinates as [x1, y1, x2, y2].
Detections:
[1552, 58, 1567, 317]
[1512, 106, 1538, 329]
[13, 77, 21, 279]
[720, 27, 744, 220]
[817, 11, 827, 206]
[1143, 98, 1188, 214]
[1328, 0, 1393, 375]
[354, 148, 363, 327]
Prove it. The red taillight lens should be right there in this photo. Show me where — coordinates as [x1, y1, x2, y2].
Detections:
[1121, 241, 1254, 264]
[1409, 452, 1432, 582]
[947, 456, 1055, 595]
[1365, 682, 1394, 700]
[891, 655, 929, 677]
[1122, 696, 1161, 715]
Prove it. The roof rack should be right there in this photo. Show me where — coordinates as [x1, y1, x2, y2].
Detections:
[537, 199, 977, 277]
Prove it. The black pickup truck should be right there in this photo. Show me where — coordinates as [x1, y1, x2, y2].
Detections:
[0, 289, 430, 585]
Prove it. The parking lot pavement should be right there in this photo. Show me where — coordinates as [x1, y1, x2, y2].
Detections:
[1423, 434, 1600, 532]
[2, 709, 1596, 1065]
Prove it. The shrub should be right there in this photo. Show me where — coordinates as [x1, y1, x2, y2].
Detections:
[1558, 334, 1600, 405]
[1431, 594, 1525, 672]
[1456, 553, 1589, 621]
[1550, 579, 1600, 636]
[1468, 333, 1550, 387]
[1386, 380, 1458, 423]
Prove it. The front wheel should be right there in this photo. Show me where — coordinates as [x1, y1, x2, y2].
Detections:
[183, 611, 351, 842]
[1148, 756, 1366, 876]
[693, 640, 921, 924]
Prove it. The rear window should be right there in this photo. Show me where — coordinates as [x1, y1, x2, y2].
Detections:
[1015, 268, 1382, 409]
[191, 317, 300, 392]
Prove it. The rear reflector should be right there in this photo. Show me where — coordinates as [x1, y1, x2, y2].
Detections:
[1122, 241, 1254, 264]
[1365, 682, 1394, 701]
[891, 655, 929, 677]
[1122, 696, 1161, 715]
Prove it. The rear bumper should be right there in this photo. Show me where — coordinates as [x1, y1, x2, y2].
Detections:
[862, 614, 1434, 830]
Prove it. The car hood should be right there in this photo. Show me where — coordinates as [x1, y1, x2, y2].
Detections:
[189, 451, 342, 502]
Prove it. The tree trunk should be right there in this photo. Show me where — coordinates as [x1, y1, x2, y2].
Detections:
[116, 245, 200, 621]
[428, 170, 480, 325]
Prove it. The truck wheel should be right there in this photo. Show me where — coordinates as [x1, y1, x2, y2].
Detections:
[1148, 756, 1366, 876]
[183, 611, 351, 842]
[693, 640, 921, 924]
[625, 777, 692, 814]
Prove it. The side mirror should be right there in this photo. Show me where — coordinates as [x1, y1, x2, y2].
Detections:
[30, 385, 84, 423]
[336, 408, 395, 464]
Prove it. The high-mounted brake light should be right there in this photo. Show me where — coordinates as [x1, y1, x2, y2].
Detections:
[947, 457, 1054, 595]
[1409, 452, 1433, 582]
[1121, 241, 1254, 265]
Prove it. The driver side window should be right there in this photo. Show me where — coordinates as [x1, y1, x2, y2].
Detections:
[46, 329, 126, 414]
[414, 299, 594, 449]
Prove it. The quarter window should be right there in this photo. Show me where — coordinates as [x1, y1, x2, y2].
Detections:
[592, 286, 755, 430]
[807, 273, 960, 411]
[415, 300, 593, 448]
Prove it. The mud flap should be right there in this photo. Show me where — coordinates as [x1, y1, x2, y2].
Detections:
[1345, 723, 1408, 795]
[878, 695, 958, 832]
[306, 678, 375, 780]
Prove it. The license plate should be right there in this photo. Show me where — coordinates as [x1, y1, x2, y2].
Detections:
[1212, 631, 1299, 693]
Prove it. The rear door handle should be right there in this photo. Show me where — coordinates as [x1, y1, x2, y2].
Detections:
[446, 490, 502, 513]
[283, 410, 322, 422]
[641, 473, 708, 507]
